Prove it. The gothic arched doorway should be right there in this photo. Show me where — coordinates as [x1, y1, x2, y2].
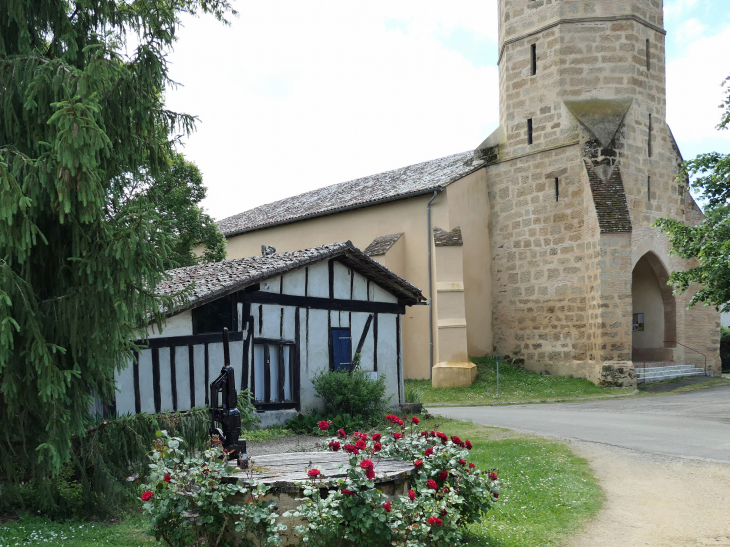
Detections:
[631, 252, 677, 362]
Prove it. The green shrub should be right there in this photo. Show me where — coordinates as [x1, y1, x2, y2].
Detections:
[311, 355, 390, 429]
[405, 384, 423, 404]
[721, 327, 730, 373]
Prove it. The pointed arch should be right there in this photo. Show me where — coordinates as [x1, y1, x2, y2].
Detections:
[632, 251, 676, 347]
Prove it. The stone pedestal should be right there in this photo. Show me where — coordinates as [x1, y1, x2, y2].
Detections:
[432, 361, 478, 388]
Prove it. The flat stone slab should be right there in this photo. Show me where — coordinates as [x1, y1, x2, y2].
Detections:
[232, 451, 414, 490]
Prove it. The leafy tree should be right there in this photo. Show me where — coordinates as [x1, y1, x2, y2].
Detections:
[0, 0, 234, 510]
[655, 77, 730, 313]
[123, 153, 226, 268]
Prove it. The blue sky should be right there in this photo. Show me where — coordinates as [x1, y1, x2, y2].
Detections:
[165, 0, 730, 220]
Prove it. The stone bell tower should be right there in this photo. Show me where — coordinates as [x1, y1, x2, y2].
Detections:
[478, 0, 721, 385]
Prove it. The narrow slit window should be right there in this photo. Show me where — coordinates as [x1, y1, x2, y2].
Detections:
[647, 176, 651, 201]
[555, 178, 559, 201]
[646, 39, 650, 71]
[531, 43, 537, 76]
[648, 114, 652, 157]
[527, 118, 533, 145]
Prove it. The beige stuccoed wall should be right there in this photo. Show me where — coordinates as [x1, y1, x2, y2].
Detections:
[223, 193, 450, 380]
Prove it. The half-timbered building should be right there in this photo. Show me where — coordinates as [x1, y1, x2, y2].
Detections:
[113, 242, 425, 423]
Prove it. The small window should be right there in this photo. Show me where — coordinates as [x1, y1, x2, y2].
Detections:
[527, 118, 534, 145]
[648, 114, 652, 157]
[195, 296, 233, 334]
[531, 43, 537, 75]
[646, 39, 650, 71]
[647, 176, 651, 201]
[555, 178, 559, 201]
[632, 313, 645, 332]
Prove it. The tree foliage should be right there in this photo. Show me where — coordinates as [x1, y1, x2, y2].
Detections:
[0, 0, 234, 510]
[655, 77, 730, 312]
[123, 152, 226, 269]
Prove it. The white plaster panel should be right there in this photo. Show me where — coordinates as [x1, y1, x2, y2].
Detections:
[376, 314, 400, 406]
[138, 349, 155, 414]
[237, 303, 244, 332]
[147, 310, 193, 339]
[253, 344, 265, 401]
[352, 271, 368, 301]
[193, 344, 207, 407]
[306, 261, 329, 298]
[372, 284, 398, 304]
[174, 346, 191, 412]
[331, 310, 350, 329]
[115, 357, 135, 415]
[351, 312, 374, 371]
[301, 308, 309, 375]
[306, 309, 329, 380]
[283, 346, 292, 400]
[260, 276, 281, 294]
[208, 342, 225, 383]
[282, 306, 296, 341]
[333, 262, 351, 299]
[269, 344, 280, 402]
[229, 339, 244, 395]
[159, 347, 173, 412]
[257, 304, 283, 339]
[282, 269, 307, 296]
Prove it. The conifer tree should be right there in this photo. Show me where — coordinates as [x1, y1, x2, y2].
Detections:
[0, 0, 234, 505]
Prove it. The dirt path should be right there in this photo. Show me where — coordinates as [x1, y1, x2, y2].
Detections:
[565, 441, 730, 547]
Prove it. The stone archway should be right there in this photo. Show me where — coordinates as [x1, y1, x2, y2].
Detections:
[631, 252, 677, 362]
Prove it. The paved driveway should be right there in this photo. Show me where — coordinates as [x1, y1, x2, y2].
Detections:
[433, 384, 730, 462]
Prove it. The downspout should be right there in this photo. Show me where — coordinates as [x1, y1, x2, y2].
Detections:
[426, 188, 442, 380]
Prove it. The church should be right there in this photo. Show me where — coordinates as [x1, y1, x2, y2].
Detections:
[214, 0, 721, 387]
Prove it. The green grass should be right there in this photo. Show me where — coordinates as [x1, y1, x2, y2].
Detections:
[0, 513, 158, 546]
[407, 356, 626, 405]
[0, 419, 603, 547]
[244, 425, 294, 441]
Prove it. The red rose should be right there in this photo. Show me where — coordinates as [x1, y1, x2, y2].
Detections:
[396, 417, 404, 426]
[489, 472, 498, 481]
[337, 429, 347, 438]
[414, 459, 423, 467]
[392, 432, 403, 440]
[360, 459, 374, 470]
[439, 470, 448, 481]
[411, 416, 420, 424]
[493, 492, 499, 498]
[308, 468, 321, 478]
[424, 448, 433, 457]
[458, 459, 466, 466]
[366, 468, 375, 480]
[430, 431, 436, 437]
[426, 479, 438, 490]
[465, 440, 472, 450]
[164, 473, 171, 483]
[344, 444, 357, 453]
[441, 508, 447, 516]
[443, 487, 450, 493]
[317, 420, 330, 431]
[408, 489, 416, 502]
[382, 501, 392, 513]
[373, 442, 382, 452]
[372, 433, 382, 442]
[469, 463, 476, 469]
[353, 431, 362, 438]
[329, 440, 341, 451]
[427, 516, 443, 527]
[342, 489, 355, 496]
[420, 431, 428, 437]
[203, 468, 210, 476]
[141, 490, 154, 502]
[355, 439, 367, 450]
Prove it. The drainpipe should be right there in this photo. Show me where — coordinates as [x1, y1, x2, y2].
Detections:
[426, 188, 442, 380]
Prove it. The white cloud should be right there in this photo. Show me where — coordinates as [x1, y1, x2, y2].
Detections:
[675, 18, 707, 42]
[165, 1, 499, 220]
[666, 22, 730, 150]
[665, 0, 700, 18]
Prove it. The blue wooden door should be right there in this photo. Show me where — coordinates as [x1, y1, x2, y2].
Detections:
[331, 329, 352, 372]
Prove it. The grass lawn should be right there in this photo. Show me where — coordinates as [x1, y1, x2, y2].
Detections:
[407, 356, 626, 405]
[0, 416, 602, 547]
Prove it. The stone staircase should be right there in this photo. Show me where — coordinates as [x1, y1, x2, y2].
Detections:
[634, 361, 707, 383]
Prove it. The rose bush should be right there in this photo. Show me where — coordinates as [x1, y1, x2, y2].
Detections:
[286, 415, 501, 546]
[140, 431, 285, 547]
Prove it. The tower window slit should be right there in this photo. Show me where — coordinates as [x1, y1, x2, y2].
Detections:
[527, 118, 533, 145]
[531, 43, 537, 76]
[648, 114, 652, 157]
[647, 176, 651, 202]
[555, 178, 559, 202]
[646, 39, 650, 71]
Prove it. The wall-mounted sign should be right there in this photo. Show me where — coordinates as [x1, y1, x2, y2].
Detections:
[632, 313, 645, 332]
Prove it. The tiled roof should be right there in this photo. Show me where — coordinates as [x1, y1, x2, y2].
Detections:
[364, 233, 403, 256]
[433, 226, 463, 246]
[584, 161, 632, 233]
[217, 151, 478, 236]
[157, 242, 425, 316]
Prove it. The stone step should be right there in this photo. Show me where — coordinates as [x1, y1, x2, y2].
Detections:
[636, 364, 706, 383]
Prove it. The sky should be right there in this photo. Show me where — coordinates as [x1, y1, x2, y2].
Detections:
[163, 0, 730, 221]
